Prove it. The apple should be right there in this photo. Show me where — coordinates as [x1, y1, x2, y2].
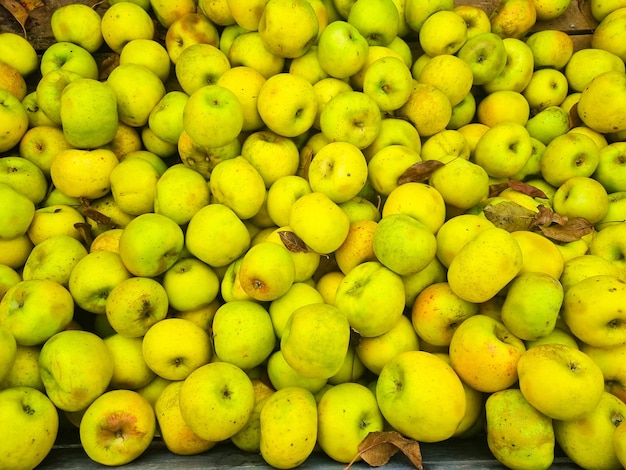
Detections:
[589, 222, 626, 278]
[578, 71, 626, 135]
[150, 0, 197, 27]
[418, 55, 474, 109]
[0, 32, 39, 76]
[179, 361, 256, 441]
[397, 81, 452, 138]
[82, 195, 135, 238]
[50, 4, 103, 53]
[0, 322, 16, 383]
[473, 121, 533, 178]
[381, 181, 447, 234]
[483, 37, 535, 93]
[105, 276, 170, 338]
[105, 123, 144, 160]
[429, 158, 490, 211]
[592, 7, 626, 62]
[366, 144, 421, 196]
[50, 148, 119, 200]
[162, 257, 219, 313]
[174, 44, 230, 95]
[267, 349, 327, 394]
[347, 0, 399, 46]
[119, 38, 171, 83]
[594, 143, 626, 194]
[404, 0, 454, 33]
[553, 176, 609, 225]
[333, 218, 378, 274]
[164, 13, 218, 64]
[419, 9, 468, 57]
[241, 131, 300, 189]
[135, 376, 172, 410]
[0, 88, 29, 154]
[582, 342, 626, 404]
[268, 282, 323, 338]
[100, 1, 156, 54]
[476, 89, 530, 127]
[564, 48, 625, 93]
[0, 156, 48, 207]
[526, 29, 573, 70]
[540, 132, 600, 187]
[227, 31, 286, 79]
[36, 68, 83, 126]
[21, 90, 57, 128]
[103, 333, 155, 390]
[511, 230, 564, 279]
[317, 20, 369, 79]
[517, 343, 605, 421]
[40, 41, 99, 80]
[79, 389, 156, 466]
[68, 250, 133, 315]
[377, 350, 466, 442]
[317, 382, 384, 463]
[454, 4, 492, 37]
[109, 157, 160, 216]
[362, 56, 413, 112]
[22, 235, 88, 286]
[236, 241, 295, 301]
[266, 175, 312, 228]
[212, 300, 276, 369]
[490, 0, 537, 39]
[560, 254, 622, 293]
[0, 61, 27, 101]
[0, 234, 33, 270]
[216, 65, 266, 132]
[0, 387, 59, 470]
[18, 126, 72, 178]
[258, 0, 319, 59]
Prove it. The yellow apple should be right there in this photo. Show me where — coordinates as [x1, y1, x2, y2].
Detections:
[382, 182, 446, 233]
[258, 0, 319, 58]
[100, 1, 156, 54]
[227, 31, 286, 79]
[0, 32, 39, 76]
[165, 12, 220, 64]
[490, 0, 537, 39]
[103, 334, 155, 390]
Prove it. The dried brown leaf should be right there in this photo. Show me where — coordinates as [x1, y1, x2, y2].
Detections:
[299, 145, 314, 179]
[489, 182, 510, 198]
[23, 0, 43, 10]
[74, 223, 93, 247]
[483, 200, 537, 232]
[507, 180, 548, 199]
[538, 217, 594, 242]
[344, 431, 423, 470]
[80, 197, 112, 227]
[1, 0, 29, 35]
[278, 230, 309, 253]
[397, 160, 444, 185]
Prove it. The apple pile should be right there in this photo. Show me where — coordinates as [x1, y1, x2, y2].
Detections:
[1, 0, 626, 468]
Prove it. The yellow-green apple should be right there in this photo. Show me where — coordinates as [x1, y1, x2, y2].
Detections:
[281, 302, 351, 379]
[449, 314, 526, 393]
[0, 61, 27, 101]
[155, 380, 216, 456]
[68, 250, 132, 314]
[0, 387, 59, 470]
[150, 0, 197, 27]
[448, 227, 523, 303]
[420, 9, 467, 55]
[582, 342, 626, 403]
[0, 156, 46, 206]
[177, 129, 241, 179]
[147, 91, 188, 147]
[153, 164, 209, 225]
[106, 122, 143, 160]
[36, 68, 83, 126]
[483, 37, 535, 93]
[454, 4, 491, 37]
[50, 5, 103, 53]
[500, 272, 564, 341]
[266, 349, 328, 392]
[366, 145, 420, 196]
[560, 254, 622, 293]
[264, 226, 321, 282]
[141, 123, 178, 156]
[165, 11, 220, 64]
[474, 121, 533, 178]
[171, 297, 221, 331]
[0, 234, 32, 270]
[259, 386, 317, 468]
[616, 421, 626, 468]
[83, 195, 135, 238]
[317, 20, 369, 79]
[430, 158, 490, 211]
[136, 375, 172, 410]
[22, 235, 88, 286]
[0, 32, 38, 76]
[0, 183, 33, 240]
[592, 7, 626, 62]
[397, 81, 452, 137]
[554, 391, 626, 470]
[511, 230, 564, 279]
[199, 0, 235, 25]
[288, 45, 330, 84]
[106, 63, 166, 128]
[230, 378, 275, 453]
[526, 29, 573, 70]
[334, 219, 378, 274]
[0, 88, 28, 154]
[186, 203, 251, 268]
[562, 274, 626, 348]
[39, 329, 114, 411]
[218, 22, 246, 55]
[27, 204, 86, 246]
[268, 281, 324, 338]
[21, 91, 57, 128]
[532, 0, 572, 19]
[517, 343, 605, 420]
[79, 389, 156, 465]
[0, 323, 16, 383]
[311, 78, 353, 131]
[334, 260, 405, 337]
[0, 279, 74, 347]
[49, 148, 119, 200]
[100, 1, 155, 53]
[565, 48, 625, 93]
[241, 131, 300, 189]
[109, 157, 159, 216]
[476, 89, 530, 127]
[183, 84, 243, 148]
[525, 105, 570, 146]
[347, 0, 399, 46]
[412, 281, 479, 347]
[540, 132, 599, 187]
[237, 241, 296, 301]
[599, 191, 626, 230]
[105, 276, 169, 338]
[377, 350, 466, 442]
[448, 91, 478, 130]
[317, 382, 384, 463]
[320, 90, 382, 149]
[402, 256, 447, 307]
[553, 176, 609, 225]
[381, 182, 446, 234]
[577, 71, 626, 134]
[594, 142, 626, 193]
[456, 32, 507, 85]
[404, 0, 453, 33]
[142, 317, 212, 380]
[485, 388, 555, 470]
[103, 334, 155, 390]
[118, 213, 185, 277]
[288, 191, 350, 254]
[227, 31, 286, 79]
[490, 0, 537, 39]
[226, 0, 267, 30]
[89, 228, 124, 255]
[216, 65, 266, 132]
[326, 344, 366, 385]
[120, 38, 171, 83]
[175, 44, 230, 95]
[362, 56, 413, 112]
[212, 300, 276, 369]
[40, 41, 98, 79]
[589, 222, 626, 277]
[0, 264, 20, 300]
[258, 0, 319, 58]
[179, 361, 255, 441]
[162, 257, 219, 312]
[0, 343, 45, 391]
[525, 326, 579, 350]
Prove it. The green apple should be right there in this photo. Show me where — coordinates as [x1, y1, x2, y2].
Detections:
[165, 12, 220, 64]
[162, 257, 219, 312]
[68, 250, 133, 314]
[79, 389, 156, 465]
[377, 350, 466, 442]
[334, 260, 405, 337]
[553, 176, 609, 225]
[104, 333, 155, 389]
[525, 105, 571, 146]
[362, 56, 413, 112]
[110, 157, 160, 216]
[177, 130, 241, 180]
[258, 0, 319, 58]
[0, 323, 16, 383]
[526, 29, 574, 70]
[366, 144, 421, 196]
[118, 213, 185, 277]
[364, 117, 420, 160]
[381, 181, 446, 233]
[142, 317, 212, 380]
[560, 254, 622, 293]
[317, 382, 384, 463]
[153, 164, 210, 226]
[565, 48, 625, 93]
[0, 156, 47, 206]
[0, 279, 74, 347]
[40, 41, 99, 79]
[347, 0, 399, 46]
[429, 158, 490, 211]
[212, 300, 276, 369]
[22, 235, 88, 286]
[404, 0, 454, 33]
[147, 91, 188, 147]
[82, 196, 135, 237]
[241, 130, 300, 189]
[457, 32, 507, 85]
[473, 121, 533, 178]
[555, 391, 626, 470]
[590, 222, 626, 278]
[21, 90, 57, 128]
[36, 68, 82, 126]
[266, 349, 328, 393]
[186, 203, 251, 268]
[120, 38, 172, 83]
[175, 43, 230, 95]
[402, 256, 447, 307]
[268, 282, 324, 339]
[490, 0, 537, 39]
[227, 31, 286, 79]
[594, 142, 626, 193]
[582, 342, 626, 404]
[237, 241, 295, 302]
[100, 1, 156, 54]
[449, 314, 526, 393]
[517, 343, 605, 421]
[0, 343, 45, 391]
[179, 361, 255, 441]
[51, 4, 103, 53]
[216, 65, 266, 132]
[105, 276, 170, 338]
[599, 191, 626, 229]
[39, 329, 114, 412]
[476, 89, 530, 128]
[265, 175, 312, 228]
[577, 71, 626, 134]
[454, 4, 492, 38]
[0, 32, 39, 76]
[288, 45, 330, 84]
[18, 126, 71, 178]
[420, 9, 467, 55]
[0, 88, 29, 153]
[26, 204, 85, 245]
[483, 37, 535, 93]
[317, 20, 369, 79]
[0, 387, 59, 470]
[540, 132, 600, 187]
[0, 264, 20, 301]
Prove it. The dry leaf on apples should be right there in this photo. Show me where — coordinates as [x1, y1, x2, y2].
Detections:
[397, 160, 444, 185]
[532, 205, 569, 227]
[278, 230, 309, 253]
[80, 197, 113, 228]
[1, 0, 29, 35]
[344, 431, 423, 470]
[483, 200, 537, 232]
[489, 180, 548, 199]
[538, 217, 594, 242]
